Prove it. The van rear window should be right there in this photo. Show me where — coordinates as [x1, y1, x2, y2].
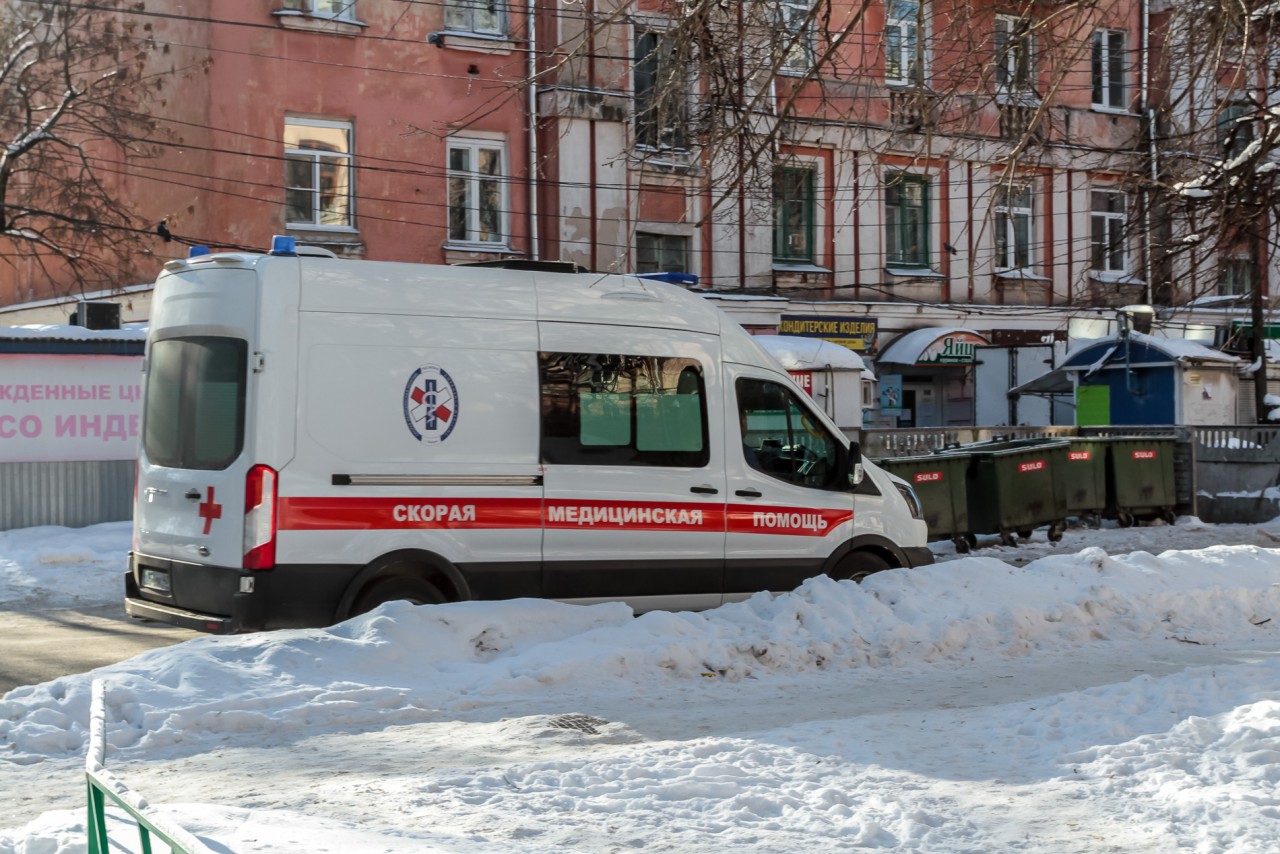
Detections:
[540, 353, 709, 467]
[143, 337, 247, 470]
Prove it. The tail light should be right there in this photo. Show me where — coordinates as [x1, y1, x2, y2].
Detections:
[243, 465, 277, 569]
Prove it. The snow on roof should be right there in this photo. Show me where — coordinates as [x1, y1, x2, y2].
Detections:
[0, 323, 148, 341]
[752, 335, 867, 372]
[1062, 331, 1238, 367]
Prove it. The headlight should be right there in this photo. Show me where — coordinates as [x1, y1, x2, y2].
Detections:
[894, 482, 924, 520]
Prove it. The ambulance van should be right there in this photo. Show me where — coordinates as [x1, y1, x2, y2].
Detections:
[125, 239, 932, 633]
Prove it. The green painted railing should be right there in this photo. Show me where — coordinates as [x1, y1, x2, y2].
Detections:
[86, 680, 214, 854]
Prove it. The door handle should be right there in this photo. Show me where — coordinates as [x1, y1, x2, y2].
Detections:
[735, 488, 762, 498]
[185, 489, 202, 501]
[690, 485, 719, 495]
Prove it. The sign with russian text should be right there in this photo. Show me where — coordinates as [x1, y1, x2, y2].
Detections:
[0, 354, 143, 462]
[778, 314, 878, 352]
[916, 331, 988, 366]
[789, 371, 813, 395]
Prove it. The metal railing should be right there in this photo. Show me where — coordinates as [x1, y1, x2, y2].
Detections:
[86, 680, 213, 854]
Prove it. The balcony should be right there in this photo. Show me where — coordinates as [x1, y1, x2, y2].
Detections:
[889, 87, 938, 133]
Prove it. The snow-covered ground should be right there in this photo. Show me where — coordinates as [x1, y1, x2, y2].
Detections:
[2, 519, 1279, 852]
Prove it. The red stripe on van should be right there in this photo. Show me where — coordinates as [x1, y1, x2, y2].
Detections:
[278, 497, 852, 537]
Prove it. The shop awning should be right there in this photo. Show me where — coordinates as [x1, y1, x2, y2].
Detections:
[876, 327, 989, 367]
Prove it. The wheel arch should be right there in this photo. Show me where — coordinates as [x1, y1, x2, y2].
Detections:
[820, 534, 913, 576]
[333, 549, 471, 623]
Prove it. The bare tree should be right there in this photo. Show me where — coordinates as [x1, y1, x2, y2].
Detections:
[0, 0, 173, 297]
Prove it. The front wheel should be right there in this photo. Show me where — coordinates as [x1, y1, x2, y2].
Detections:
[352, 576, 446, 616]
[831, 552, 891, 584]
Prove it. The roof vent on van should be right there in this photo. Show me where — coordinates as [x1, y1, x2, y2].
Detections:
[459, 259, 590, 274]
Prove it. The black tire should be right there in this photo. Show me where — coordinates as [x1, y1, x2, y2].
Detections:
[1161, 508, 1178, 525]
[831, 551, 892, 583]
[964, 533, 978, 550]
[1048, 523, 1065, 543]
[1117, 510, 1136, 528]
[999, 531, 1018, 547]
[1017, 529, 1033, 540]
[352, 575, 446, 616]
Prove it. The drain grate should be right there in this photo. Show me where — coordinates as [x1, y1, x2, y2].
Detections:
[548, 714, 608, 735]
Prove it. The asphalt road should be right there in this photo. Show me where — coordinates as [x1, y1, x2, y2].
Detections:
[0, 605, 199, 695]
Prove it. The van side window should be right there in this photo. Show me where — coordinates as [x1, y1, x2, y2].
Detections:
[540, 353, 709, 467]
[736, 377, 840, 489]
[143, 337, 247, 470]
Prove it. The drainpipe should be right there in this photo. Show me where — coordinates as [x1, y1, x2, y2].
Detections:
[526, 0, 540, 260]
[1141, 0, 1155, 305]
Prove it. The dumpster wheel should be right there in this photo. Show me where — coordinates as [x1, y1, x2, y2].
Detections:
[999, 531, 1018, 547]
[952, 535, 971, 554]
[1161, 508, 1178, 525]
[1117, 510, 1136, 528]
[1047, 522, 1065, 543]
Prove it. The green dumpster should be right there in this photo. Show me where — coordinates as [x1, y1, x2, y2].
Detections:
[879, 454, 972, 552]
[1106, 436, 1177, 526]
[943, 439, 1070, 546]
[1062, 437, 1108, 526]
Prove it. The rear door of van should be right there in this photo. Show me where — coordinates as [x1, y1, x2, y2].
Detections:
[723, 363, 855, 596]
[134, 264, 260, 576]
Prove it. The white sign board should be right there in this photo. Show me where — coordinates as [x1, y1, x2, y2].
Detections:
[0, 354, 143, 462]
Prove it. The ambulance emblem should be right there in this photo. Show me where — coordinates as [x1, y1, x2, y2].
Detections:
[403, 365, 459, 443]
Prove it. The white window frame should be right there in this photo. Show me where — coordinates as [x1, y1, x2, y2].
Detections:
[446, 138, 509, 247]
[282, 0, 359, 22]
[778, 0, 816, 74]
[1218, 255, 1253, 297]
[886, 0, 926, 86]
[1091, 29, 1126, 111]
[994, 184, 1033, 272]
[444, 0, 507, 37]
[995, 15, 1033, 96]
[284, 117, 355, 231]
[1090, 189, 1128, 274]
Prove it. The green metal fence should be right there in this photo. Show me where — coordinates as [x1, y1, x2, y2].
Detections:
[86, 680, 213, 854]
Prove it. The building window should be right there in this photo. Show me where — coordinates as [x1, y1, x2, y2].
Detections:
[636, 233, 690, 274]
[1219, 257, 1253, 296]
[281, 0, 357, 20]
[773, 166, 815, 263]
[995, 15, 1033, 94]
[1090, 189, 1128, 273]
[886, 0, 924, 85]
[1218, 102, 1255, 159]
[994, 184, 1032, 271]
[777, 0, 815, 73]
[447, 139, 506, 245]
[634, 30, 688, 150]
[284, 118, 354, 229]
[1091, 30, 1126, 110]
[885, 174, 929, 268]
[540, 353, 709, 468]
[445, 0, 505, 36]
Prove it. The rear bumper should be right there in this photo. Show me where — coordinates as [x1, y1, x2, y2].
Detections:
[125, 552, 356, 633]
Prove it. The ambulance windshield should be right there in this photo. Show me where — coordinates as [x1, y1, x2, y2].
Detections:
[143, 336, 247, 470]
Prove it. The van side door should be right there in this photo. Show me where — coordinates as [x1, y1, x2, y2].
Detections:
[723, 366, 854, 598]
[538, 323, 726, 611]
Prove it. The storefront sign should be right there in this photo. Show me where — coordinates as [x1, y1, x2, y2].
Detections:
[0, 354, 142, 462]
[778, 314, 878, 353]
[916, 332, 987, 366]
[789, 371, 813, 395]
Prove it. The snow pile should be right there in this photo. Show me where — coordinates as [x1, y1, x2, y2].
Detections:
[0, 522, 130, 609]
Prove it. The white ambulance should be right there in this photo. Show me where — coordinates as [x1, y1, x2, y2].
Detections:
[125, 238, 931, 633]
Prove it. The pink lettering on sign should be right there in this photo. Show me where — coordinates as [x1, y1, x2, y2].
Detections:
[1069, 451, 1091, 461]
[1018, 460, 1045, 473]
[1132, 450, 1156, 460]
[914, 471, 943, 483]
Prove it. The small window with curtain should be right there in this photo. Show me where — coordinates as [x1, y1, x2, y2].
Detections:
[1090, 189, 1128, 273]
[636, 233, 690, 274]
[885, 0, 925, 85]
[885, 173, 929, 268]
[445, 0, 506, 36]
[994, 184, 1032, 271]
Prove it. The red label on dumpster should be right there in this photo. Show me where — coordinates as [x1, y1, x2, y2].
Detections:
[1068, 451, 1091, 461]
[1132, 450, 1156, 460]
[1018, 460, 1046, 473]
[914, 471, 943, 483]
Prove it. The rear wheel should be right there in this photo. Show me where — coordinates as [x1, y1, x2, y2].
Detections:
[831, 552, 891, 583]
[352, 575, 446, 616]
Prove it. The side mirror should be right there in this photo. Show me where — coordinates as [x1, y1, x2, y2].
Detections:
[847, 440, 865, 487]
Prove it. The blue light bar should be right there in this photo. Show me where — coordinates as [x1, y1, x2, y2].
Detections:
[635, 271, 699, 287]
[188, 245, 210, 258]
[270, 235, 297, 256]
